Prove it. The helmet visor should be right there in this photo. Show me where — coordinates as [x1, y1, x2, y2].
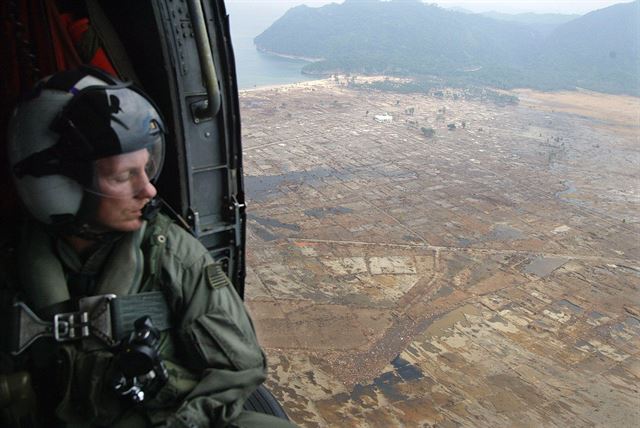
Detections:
[88, 138, 163, 199]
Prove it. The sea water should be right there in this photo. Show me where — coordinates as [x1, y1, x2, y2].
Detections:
[231, 34, 317, 90]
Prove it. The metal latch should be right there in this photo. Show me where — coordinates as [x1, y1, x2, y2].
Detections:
[190, 98, 214, 124]
[186, 208, 201, 237]
[12, 294, 117, 354]
[230, 195, 246, 213]
[53, 311, 89, 341]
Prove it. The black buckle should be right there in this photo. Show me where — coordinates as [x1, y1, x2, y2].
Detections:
[12, 294, 118, 354]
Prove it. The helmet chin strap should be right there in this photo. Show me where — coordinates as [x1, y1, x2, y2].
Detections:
[54, 190, 118, 242]
[64, 190, 114, 241]
[69, 222, 122, 242]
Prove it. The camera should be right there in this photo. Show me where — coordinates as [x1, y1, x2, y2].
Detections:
[110, 316, 168, 403]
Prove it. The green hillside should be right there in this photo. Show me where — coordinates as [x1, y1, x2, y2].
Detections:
[480, 11, 580, 37]
[254, 0, 640, 95]
[532, 1, 640, 94]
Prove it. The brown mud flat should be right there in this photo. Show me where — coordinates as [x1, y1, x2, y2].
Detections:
[513, 88, 640, 138]
[241, 79, 640, 427]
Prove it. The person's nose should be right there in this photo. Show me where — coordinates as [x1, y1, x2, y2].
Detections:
[135, 172, 157, 199]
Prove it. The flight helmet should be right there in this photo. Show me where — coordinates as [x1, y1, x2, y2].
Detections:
[7, 67, 165, 230]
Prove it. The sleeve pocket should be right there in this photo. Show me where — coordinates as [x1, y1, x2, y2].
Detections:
[190, 309, 266, 372]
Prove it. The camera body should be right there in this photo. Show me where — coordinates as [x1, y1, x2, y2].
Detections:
[111, 316, 168, 403]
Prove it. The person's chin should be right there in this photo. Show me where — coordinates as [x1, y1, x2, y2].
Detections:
[115, 218, 145, 232]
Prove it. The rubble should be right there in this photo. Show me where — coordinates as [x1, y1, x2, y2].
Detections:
[240, 78, 640, 426]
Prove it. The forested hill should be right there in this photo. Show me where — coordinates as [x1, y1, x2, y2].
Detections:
[254, 0, 640, 95]
[479, 11, 580, 37]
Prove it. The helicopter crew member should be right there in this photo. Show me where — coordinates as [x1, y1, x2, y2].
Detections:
[1, 68, 297, 428]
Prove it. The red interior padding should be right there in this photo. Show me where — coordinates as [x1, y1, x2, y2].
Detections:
[62, 14, 118, 76]
[1, 0, 118, 224]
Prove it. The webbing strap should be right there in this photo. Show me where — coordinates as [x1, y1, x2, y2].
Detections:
[111, 291, 172, 341]
[11, 291, 173, 354]
[85, 0, 141, 85]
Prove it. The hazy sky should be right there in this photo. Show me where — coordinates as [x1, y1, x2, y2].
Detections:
[432, 0, 630, 14]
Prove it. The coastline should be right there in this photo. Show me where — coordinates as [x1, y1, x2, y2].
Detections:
[238, 75, 411, 93]
[255, 46, 325, 63]
[238, 75, 413, 93]
[238, 75, 400, 93]
[239, 77, 332, 93]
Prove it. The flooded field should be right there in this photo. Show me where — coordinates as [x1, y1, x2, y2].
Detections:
[239, 78, 640, 427]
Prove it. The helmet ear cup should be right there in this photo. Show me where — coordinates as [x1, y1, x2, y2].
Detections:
[8, 89, 84, 224]
[16, 175, 83, 225]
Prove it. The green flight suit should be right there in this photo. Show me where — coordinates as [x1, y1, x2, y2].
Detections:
[1, 213, 297, 428]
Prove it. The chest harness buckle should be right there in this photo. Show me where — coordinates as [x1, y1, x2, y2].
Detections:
[11, 291, 170, 355]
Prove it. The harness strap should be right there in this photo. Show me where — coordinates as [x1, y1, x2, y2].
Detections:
[12, 291, 172, 355]
[85, 0, 141, 85]
[12, 212, 177, 355]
